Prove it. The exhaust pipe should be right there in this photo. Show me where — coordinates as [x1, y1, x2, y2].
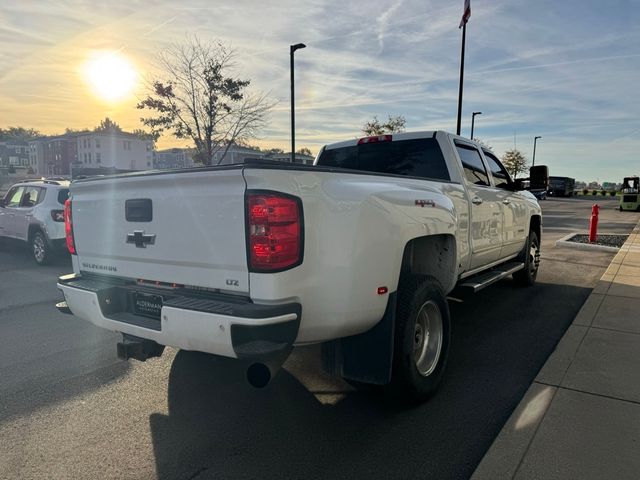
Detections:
[246, 363, 272, 388]
[244, 347, 293, 388]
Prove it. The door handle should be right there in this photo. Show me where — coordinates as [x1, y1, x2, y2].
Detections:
[471, 197, 483, 205]
[502, 199, 511, 205]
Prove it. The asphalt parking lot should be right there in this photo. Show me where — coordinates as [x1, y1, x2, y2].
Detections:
[1, 196, 637, 480]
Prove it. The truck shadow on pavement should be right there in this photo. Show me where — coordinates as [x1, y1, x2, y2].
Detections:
[150, 280, 594, 480]
[150, 350, 390, 480]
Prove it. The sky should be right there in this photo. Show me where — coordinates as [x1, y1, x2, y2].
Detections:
[1, 0, 639, 182]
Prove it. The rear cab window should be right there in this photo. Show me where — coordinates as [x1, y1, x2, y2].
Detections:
[317, 137, 451, 181]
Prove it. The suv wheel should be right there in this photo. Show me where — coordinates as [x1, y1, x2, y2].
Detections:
[31, 231, 51, 265]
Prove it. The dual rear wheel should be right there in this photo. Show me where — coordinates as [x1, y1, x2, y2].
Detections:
[388, 275, 451, 403]
[377, 231, 541, 402]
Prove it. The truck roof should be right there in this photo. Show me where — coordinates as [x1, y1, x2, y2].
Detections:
[324, 131, 439, 150]
[323, 130, 489, 152]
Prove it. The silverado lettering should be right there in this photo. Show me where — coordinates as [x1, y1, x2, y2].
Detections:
[81, 263, 117, 272]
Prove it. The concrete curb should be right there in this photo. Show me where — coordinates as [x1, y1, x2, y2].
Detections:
[555, 232, 624, 253]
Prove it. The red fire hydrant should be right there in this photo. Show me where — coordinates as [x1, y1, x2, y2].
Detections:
[589, 204, 599, 243]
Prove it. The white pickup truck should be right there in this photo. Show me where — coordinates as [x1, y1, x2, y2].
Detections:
[57, 131, 544, 402]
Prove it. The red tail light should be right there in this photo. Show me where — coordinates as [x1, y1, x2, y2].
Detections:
[247, 192, 302, 272]
[64, 199, 76, 255]
[357, 134, 392, 145]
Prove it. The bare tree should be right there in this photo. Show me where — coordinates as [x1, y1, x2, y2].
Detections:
[137, 36, 275, 165]
[361, 115, 406, 136]
[473, 138, 493, 151]
[502, 149, 528, 179]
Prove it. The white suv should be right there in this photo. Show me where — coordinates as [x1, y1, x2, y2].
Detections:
[0, 178, 70, 265]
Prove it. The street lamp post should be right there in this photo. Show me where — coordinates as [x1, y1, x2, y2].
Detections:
[470, 111, 482, 140]
[290, 43, 306, 164]
[532, 136, 542, 166]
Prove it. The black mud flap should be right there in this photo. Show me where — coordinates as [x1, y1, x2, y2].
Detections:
[322, 292, 397, 385]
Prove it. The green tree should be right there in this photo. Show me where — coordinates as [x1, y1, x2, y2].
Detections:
[131, 129, 160, 142]
[501, 149, 528, 179]
[361, 115, 406, 136]
[65, 127, 91, 135]
[0, 127, 41, 141]
[296, 147, 313, 156]
[137, 36, 275, 165]
[94, 117, 122, 133]
[263, 148, 284, 156]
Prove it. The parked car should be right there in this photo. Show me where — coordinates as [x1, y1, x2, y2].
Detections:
[0, 178, 70, 264]
[531, 189, 547, 200]
[57, 132, 546, 403]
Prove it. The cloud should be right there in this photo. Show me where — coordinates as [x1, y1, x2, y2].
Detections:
[1, 0, 639, 182]
[376, 0, 405, 51]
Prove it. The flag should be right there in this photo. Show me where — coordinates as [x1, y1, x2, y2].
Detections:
[459, 0, 471, 28]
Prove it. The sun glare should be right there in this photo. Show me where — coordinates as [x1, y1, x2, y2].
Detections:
[82, 51, 138, 102]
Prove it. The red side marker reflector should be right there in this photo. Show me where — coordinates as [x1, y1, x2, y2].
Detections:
[377, 286, 388, 295]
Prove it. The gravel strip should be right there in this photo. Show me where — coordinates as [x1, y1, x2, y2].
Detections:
[566, 234, 629, 248]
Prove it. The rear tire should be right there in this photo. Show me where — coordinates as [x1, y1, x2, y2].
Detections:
[31, 231, 51, 266]
[513, 230, 540, 286]
[387, 275, 451, 403]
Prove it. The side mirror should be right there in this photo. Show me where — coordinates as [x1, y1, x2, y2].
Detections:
[514, 179, 527, 191]
[530, 165, 549, 191]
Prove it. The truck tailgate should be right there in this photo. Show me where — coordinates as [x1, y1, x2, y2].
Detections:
[70, 168, 249, 293]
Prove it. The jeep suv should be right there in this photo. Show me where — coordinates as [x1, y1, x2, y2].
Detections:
[0, 178, 70, 265]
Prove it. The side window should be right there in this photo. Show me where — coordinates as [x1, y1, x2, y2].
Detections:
[455, 144, 490, 186]
[483, 151, 512, 189]
[21, 187, 41, 207]
[57, 189, 69, 205]
[6, 187, 25, 207]
[35, 187, 46, 205]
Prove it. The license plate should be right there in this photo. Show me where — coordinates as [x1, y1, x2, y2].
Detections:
[133, 292, 163, 319]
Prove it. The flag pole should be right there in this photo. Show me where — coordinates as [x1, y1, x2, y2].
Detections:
[456, 22, 466, 136]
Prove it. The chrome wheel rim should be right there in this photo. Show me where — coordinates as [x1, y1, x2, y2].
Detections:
[413, 301, 443, 377]
[33, 235, 45, 263]
[529, 240, 540, 275]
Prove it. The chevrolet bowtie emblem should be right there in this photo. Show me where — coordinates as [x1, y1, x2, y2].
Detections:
[126, 230, 156, 248]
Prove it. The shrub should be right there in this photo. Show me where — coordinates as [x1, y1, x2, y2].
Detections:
[610, 191, 617, 197]
[600, 190, 607, 196]
[583, 188, 589, 195]
[591, 190, 598, 195]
